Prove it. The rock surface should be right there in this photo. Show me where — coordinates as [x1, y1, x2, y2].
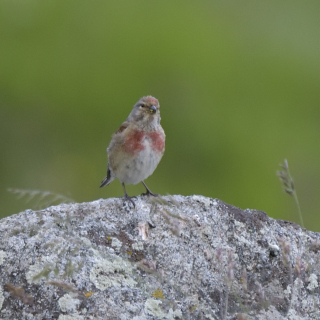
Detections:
[0, 195, 319, 320]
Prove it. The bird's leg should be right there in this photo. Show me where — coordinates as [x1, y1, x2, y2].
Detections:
[141, 181, 158, 197]
[122, 183, 136, 208]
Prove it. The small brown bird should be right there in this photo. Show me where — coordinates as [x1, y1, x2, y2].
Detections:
[100, 96, 165, 206]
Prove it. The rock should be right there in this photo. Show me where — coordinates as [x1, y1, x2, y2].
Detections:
[0, 195, 319, 319]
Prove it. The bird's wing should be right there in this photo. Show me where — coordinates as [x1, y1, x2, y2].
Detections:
[108, 121, 130, 149]
[115, 122, 129, 134]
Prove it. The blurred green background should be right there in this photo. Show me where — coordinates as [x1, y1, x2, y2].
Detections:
[1, 0, 319, 230]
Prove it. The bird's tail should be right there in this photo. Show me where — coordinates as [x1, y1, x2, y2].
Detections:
[100, 166, 114, 188]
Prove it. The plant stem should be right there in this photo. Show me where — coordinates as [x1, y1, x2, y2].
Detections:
[285, 162, 304, 228]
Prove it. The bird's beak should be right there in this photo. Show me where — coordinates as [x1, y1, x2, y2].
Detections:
[149, 105, 157, 113]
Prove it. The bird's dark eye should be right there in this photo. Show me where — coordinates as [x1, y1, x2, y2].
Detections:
[139, 103, 145, 108]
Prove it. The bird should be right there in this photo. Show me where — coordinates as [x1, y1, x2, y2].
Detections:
[100, 96, 165, 207]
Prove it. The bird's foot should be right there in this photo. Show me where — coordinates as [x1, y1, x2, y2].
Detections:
[141, 181, 158, 197]
[141, 189, 158, 197]
[123, 194, 137, 208]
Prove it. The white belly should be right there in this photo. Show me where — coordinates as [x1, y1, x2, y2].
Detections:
[112, 139, 163, 185]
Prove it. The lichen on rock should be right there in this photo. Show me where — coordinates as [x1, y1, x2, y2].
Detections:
[0, 195, 319, 319]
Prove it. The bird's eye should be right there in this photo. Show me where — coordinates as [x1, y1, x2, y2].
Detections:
[139, 104, 145, 108]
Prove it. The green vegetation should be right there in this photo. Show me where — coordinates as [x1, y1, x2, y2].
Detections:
[1, 1, 319, 230]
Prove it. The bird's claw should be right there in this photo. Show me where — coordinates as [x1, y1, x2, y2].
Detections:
[141, 190, 158, 197]
[123, 195, 136, 208]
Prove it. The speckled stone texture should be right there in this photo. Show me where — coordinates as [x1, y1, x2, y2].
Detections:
[0, 195, 319, 320]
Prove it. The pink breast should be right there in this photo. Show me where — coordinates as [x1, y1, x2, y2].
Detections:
[148, 131, 165, 152]
[124, 130, 145, 154]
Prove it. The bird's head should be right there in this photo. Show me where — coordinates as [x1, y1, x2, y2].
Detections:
[129, 96, 161, 129]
